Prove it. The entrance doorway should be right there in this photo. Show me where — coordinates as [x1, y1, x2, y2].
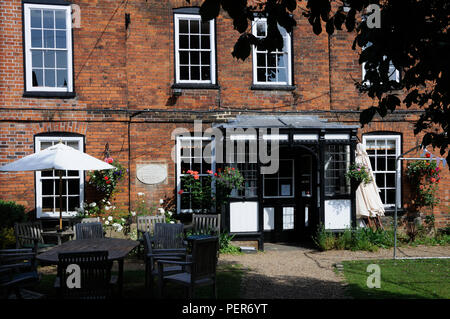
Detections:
[263, 148, 318, 243]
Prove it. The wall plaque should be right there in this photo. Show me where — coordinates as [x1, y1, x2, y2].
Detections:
[136, 164, 167, 185]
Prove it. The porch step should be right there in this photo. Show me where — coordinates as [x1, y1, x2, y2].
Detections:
[239, 246, 257, 254]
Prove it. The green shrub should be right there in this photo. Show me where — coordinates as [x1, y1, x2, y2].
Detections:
[0, 200, 27, 228]
[313, 225, 336, 251]
[218, 232, 241, 254]
[0, 227, 16, 249]
[335, 228, 353, 250]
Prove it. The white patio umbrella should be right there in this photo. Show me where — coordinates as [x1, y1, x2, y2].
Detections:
[355, 143, 385, 223]
[0, 142, 115, 230]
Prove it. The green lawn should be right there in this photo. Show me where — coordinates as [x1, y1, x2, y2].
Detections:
[341, 259, 450, 299]
[36, 263, 243, 299]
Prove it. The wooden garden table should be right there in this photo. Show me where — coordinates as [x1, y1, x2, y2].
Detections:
[37, 237, 139, 297]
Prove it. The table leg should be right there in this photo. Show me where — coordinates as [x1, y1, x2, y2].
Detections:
[118, 259, 124, 298]
[57, 235, 62, 246]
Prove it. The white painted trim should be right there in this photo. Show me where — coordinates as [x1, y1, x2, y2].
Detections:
[35, 136, 84, 218]
[174, 13, 216, 84]
[324, 134, 350, 140]
[293, 134, 319, 141]
[262, 134, 289, 141]
[24, 3, 73, 93]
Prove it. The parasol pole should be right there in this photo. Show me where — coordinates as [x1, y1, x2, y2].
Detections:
[59, 170, 63, 230]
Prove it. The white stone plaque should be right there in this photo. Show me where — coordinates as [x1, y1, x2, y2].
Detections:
[136, 164, 167, 185]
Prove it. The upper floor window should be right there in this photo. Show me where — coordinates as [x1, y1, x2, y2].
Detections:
[361, 43, 400, 86]
[23, 3, 73, 94]
[252, 17, 292, 86]
[174, 13, 216, 85]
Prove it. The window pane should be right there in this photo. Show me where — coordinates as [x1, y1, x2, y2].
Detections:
[264, 180, 277, 197]
[42, 197, 54, 212]
[179, 35, 189, 49]
[279, 179, 293, 196]
[190, 20, 199, 34]
[45, 69, 56, 87]
[374, 173, 385, 187]
[43, 10, 54, 28]
[386, 173, 395, 187]
[200, 35, 210, 49]
[56, 30, 66, 48]
[277, 54, 287, 67]
[31, 30, 42, 48]
[57, 69, 68, 87]
[179, 19, 188, 33]
[277, 68, 287, 82]
[201, 51, 210, 65]
[267, 68, 277, 82]
[32, 51, 43, 68]
[42, 180, 53, 196]
[44, 51, 55, 68]
[386, 189, 396, 205]
[257, 68, 266, 82]
[179, 51, 189, 65]
[257, 53, 266, 67]
[32, 69, 43, 86]
[283, 207, 295, 230]
[68, 196, 80, 211]
[376, 156, 386, 171]
[190, 35, 199, 49]
[201, 21, 210, 34]
[31, 10, 42, 28]
[256, 21, 266, 37]
[56, 51, 67, 68]
[68, 179, 80, 194]
[191, 66, 200, 80]
[55, 10, 66, 29]
[190, 51, 199, 65]
[267, 53, 276, 67]
[180, 66, 189, 80]
[201, 66, 211, 81]
[44, 30, 55, 48]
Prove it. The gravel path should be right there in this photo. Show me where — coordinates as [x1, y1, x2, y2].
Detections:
[219, 244, 450, 299]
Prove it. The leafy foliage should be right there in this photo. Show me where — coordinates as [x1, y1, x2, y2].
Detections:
[87, 157, 126, 200]
[0, 199, 27, 228]
[195, 0, 450, 166]
[345, 162, 372, 185]
[406, 160, 441, 209]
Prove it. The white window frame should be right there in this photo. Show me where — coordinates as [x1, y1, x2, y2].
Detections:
[35, 136, 84, 218]
[362, 134, 401, 209]
[263, 159, 295, 198]
[252, 17, 292, 86]
[24, 3, 73, 93]
[174, 13, 216, 85]
[176, 136, 216, 214]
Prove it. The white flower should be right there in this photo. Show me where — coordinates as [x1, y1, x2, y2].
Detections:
[89, 202, 96, 207]
[105, 221, 110, 225]
[108, 216, 113, 221]
[102, 217, 105, 220]
[131, 211, 136, 216]
[159, 199, 164, 204]
[105, 206, 111, 211]
[138, 192, 145, 196]
[117, 225, 123, 232]
[158, 207, 165, 214]
[170, 221, 175, 224]
[121, 218, 125, 222]
[112, 206, 116, 210]
[167, 211, 173, 216]
[107, 201, 111, 205]
[113, 223, 119, 227]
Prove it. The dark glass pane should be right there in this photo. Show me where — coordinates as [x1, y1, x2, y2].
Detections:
[385, 173, 395, 188]
[267, 53, 276, 67]
[68, 196, 80, 211]
[181, 161, 190, 173]
[43, 10, 54, 29]
[45, 69, 55, 87]
[68, 179, 80, 194]
[31, 30, 42, 48]
[179, 35, 189, 49]
[179, 20, 188, 33]
[54, 179, 67, 194]
[42, 180, 53, 196]
[31, 10, 42, 28]
[201, 21, 210, 34]
[380, 189, 386, 204]
[190, 20, 199, 34]
[374, 173, 385, 187]
[32, 51, 43, 68]
[277, 68, 287, 82]
[387, 156, 396, 171]
[180, 193, 190, 210]
[179, 66, 189, 80]
[279, 179, 293, 196]
[32, 69, 43, 86]
[190, 51, 199, 65]
[376, 156, 386, 171]
[42, 197, 54, 212]
[44, 51, 55, 68]
[179, 51, 189, 65]
[256, 21, 266, 37]
[257, 53, 266, 67]
[267, 68, 277, 82]
[200, 35, 210, 49]
[369, 156, 375, 169]
[191, 161, 201, 173]
[67, 170, 79, 177]
[190, 35, 199, 49]
[57, 70, 68, 87]
[257, 68, 266, 82]
[55, 30, 66, 48]
[55, 10, 66, 29]
[191, 65, 200, 80]
[264, 179, 277, 197]
[279, 162, 292, 177]
[41, 170, 53, 177]
[386, 190, 396, 205]
[201, 66, 210, 80]
[201, 52, 210, 65]
[44, 30, 54, 48]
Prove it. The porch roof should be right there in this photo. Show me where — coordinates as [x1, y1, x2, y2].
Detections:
[215, 115, 360, 130]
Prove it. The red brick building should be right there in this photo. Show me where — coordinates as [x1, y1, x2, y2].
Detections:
[0, 0, 448, 248]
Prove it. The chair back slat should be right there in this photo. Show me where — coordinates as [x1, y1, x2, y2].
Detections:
[191, 237, 219, 281]
[137, 215, 165, 236]
[192, 214, 220, 235]
[153, 223, 184, 249]
[81, 217, 100, 223]
[14, 222, 44, 248]
[74, 222, 104, 240]
[57, 250, 112, 299]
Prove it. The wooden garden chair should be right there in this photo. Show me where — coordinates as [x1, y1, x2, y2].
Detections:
[136, 215, 166, 255]
[74, 222, 104, 240]
[192, 214, 221, 235]
[14, 221, 56, 253]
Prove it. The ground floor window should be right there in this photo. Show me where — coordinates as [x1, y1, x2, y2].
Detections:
[363, 134, 401, 208]
[35, 136, 84, 218]
[263, 159, 294, 198]
[324, 144, 350, 196]
[176, 136, 215, 213]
